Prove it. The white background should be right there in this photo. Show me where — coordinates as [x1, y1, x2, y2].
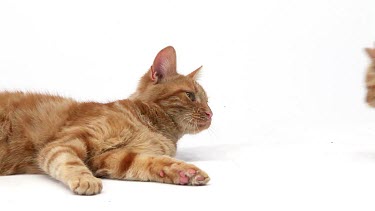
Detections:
[1, 0, 375, 210]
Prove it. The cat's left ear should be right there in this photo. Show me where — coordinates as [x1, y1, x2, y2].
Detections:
[188, 66, 203, 80]
[150, 46, 177, 83]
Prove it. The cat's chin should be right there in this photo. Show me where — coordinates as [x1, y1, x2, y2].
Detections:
[189, 121, 211, 134]
[180, 118, 211, 134]
[198, 121, 211, 129]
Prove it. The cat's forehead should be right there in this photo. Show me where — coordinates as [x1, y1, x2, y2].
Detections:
[181, 79, 207, 101]
[166, 76, 208, 101]
[181, 78, 201, 90]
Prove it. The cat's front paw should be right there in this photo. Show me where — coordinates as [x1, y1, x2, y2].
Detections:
[177, 168, 210, 185]
[159, 163, 210, 186]
[68, 174, 102, 195]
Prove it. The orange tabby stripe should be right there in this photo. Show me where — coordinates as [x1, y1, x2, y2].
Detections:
[65, 161, 83, 166]
[119, 152, 137, 175]
[45, 149, 75, 171]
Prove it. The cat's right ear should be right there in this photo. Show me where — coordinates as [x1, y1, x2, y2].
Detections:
[150, 46, 177, 83]
[188, 66, 203, 80]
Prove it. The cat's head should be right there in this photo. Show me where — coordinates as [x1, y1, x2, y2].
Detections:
[365, 48, 375, 107]
[130, 46, 212, 134]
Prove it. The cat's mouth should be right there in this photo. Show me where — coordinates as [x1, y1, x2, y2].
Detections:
[197, 119, 211, 129]
[184, 116, 212, 133]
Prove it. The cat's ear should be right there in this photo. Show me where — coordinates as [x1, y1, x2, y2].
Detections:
[365, 48, 375, 59]
[150, 46, 177, 83]
[187, 66, 203, 80]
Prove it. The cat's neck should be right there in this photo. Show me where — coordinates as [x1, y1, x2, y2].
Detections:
[116, 99, 183, 142]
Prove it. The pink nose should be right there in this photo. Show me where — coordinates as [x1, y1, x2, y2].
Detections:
[205, 111, 213, 119]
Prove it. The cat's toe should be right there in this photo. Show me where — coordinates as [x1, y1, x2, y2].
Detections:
[191, 171, 210, 185]
[68, 175, 102, 195]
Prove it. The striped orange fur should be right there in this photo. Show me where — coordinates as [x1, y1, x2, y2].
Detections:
[365, 47, 375, 107]
[0, 46, 212, 195]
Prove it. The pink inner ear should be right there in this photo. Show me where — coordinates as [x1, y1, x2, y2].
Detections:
[151, 46, 177, 82]
[150, 67, 157, 81]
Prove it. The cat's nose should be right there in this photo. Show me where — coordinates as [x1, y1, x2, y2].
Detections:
[205, 111, 213, 119]
[204, 104, 212, 120]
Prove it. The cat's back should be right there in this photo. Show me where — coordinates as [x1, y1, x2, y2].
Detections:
[0, 91, 78, 143]
[0, 91, 75, 109]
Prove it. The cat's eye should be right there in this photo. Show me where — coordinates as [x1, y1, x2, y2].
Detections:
[186, 92, 196, 101]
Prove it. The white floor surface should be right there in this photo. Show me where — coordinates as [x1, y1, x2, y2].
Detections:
[1, 122, 375, 211]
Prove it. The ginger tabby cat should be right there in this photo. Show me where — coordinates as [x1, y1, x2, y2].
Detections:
[365, 47, 375, 107]
[0, 46, 212, 195]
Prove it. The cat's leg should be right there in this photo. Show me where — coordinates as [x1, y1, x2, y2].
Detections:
[37, 138, 102, 195]
[90, 150, 210, 185]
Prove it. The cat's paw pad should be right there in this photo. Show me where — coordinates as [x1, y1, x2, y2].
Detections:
[68, 174, 102, 195]
[178, 169, 210, 185]
[160, 164, 210, 186]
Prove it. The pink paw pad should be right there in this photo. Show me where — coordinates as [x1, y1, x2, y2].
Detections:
[179, 171, 189, 185]
[159, 170, 165, 177]
[196, 175, 205, 181]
